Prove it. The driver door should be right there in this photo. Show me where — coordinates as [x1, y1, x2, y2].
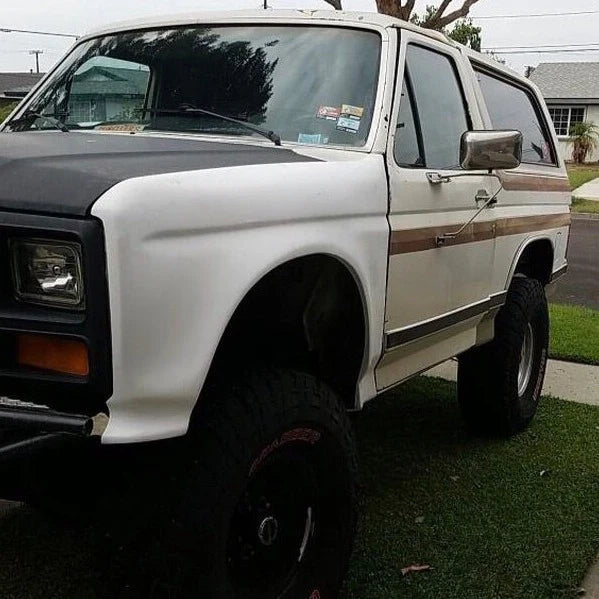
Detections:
[376, 33, 498, 389]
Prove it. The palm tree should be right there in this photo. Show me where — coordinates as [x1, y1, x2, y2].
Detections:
[570, 121, 599, 164]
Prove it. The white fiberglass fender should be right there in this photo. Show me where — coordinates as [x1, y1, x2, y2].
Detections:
[92, 150, 389, 443]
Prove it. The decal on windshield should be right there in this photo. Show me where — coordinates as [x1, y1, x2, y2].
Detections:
[336, 117, 360, 134]
[298, 133, 329, 145]
[336, 104, 364, 134]
[341, 104, 364, 118]
[316, 105, 341, 121]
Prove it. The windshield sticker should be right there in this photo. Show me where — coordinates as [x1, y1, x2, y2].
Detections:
[336, 104, 364, 134]
[317, 105, 341, 121]
[336, 117, 360, 134]
[298, 133, 329, 145]
[341, 104, 364, 119]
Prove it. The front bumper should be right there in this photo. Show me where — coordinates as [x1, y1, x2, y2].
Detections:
[0, 399, 107, 464]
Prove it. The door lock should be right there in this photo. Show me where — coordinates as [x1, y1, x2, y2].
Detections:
[475, 189, 492, 203]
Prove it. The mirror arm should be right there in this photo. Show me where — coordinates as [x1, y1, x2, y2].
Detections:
[435, 182, 503, 247]
[426, 171, 502, 185]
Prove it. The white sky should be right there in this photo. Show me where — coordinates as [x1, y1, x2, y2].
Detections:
[2, 0, 599, 75]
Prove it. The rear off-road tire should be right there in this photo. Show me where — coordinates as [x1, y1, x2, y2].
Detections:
[458, 276, 549, 436]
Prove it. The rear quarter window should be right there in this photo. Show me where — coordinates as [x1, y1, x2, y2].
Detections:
[474, 67, 556, 166]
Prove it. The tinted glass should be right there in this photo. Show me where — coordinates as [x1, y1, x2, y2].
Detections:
[68, 56, 150, 125]
[476, 70, 555, 165]
[394, 79, 423, 167]
[405, 45, 469, 169]
[9, 26, 381, 147]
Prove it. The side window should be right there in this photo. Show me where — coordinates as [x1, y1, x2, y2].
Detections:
[395, 45, 470, 170]
[394, 79, 423, 167]
[475, 69, 555, 165]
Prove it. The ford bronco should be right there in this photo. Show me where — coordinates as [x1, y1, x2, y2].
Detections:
[0, 10, 570, 598]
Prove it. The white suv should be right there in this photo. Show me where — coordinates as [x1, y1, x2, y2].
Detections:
[0, 10, 570, 598]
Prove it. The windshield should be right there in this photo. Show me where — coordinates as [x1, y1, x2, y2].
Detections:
[8, 25, 382, 147]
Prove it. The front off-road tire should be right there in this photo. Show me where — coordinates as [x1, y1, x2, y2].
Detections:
[458, 276, 549, 436]
[119, 369, 358, 599]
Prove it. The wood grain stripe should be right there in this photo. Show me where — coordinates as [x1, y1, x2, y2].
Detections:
[499, 173, 572, 192]
[495, 213, 571, 237]
[390, 213, 571, 256]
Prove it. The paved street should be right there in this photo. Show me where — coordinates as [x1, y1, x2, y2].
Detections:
[552, 217, 599, 310]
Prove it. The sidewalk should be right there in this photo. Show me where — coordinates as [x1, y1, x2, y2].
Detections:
[426, 358, 599, 405]
[427, 357, 599, 596]
[572, 180, 599, 201]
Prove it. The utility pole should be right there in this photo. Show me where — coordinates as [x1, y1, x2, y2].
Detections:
[29, 49, 44, 73]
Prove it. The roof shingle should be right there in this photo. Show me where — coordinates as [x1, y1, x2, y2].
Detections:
[0, 72, 44, 98]
[530, 62, 599, 100]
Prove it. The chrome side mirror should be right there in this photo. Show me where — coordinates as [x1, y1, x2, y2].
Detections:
[460, 130, 523, 171]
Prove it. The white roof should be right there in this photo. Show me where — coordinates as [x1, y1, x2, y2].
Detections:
[82, 9, 448, 44]
[79, 9, 528, 90]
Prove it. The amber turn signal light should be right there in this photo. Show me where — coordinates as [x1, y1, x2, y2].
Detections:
[17, 334, 89, 377]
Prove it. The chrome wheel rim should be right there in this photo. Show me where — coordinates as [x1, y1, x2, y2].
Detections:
[518, 323, 535, 397]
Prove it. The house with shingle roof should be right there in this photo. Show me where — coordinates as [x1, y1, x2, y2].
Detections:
[530, 62, 599, 163]
[68, 65, 149, 123]
[0, 72, 44, 107]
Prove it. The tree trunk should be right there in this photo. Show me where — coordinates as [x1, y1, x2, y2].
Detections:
[375, 0, 400, 17]
[324, 0, 481, 29]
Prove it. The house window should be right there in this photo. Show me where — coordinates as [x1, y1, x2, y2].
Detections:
[548, 106, 585, 136]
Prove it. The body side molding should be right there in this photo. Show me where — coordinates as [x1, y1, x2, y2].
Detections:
[385, 291, 508, 350]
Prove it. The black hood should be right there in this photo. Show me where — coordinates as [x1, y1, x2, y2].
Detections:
[0, 132, 319, 217]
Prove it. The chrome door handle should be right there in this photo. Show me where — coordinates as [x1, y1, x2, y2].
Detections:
[475, 189, 491, 203]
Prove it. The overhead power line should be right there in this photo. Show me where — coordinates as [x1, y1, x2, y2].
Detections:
[473, 9, 599, 20]
[0, 27, 78, 39]
[487, 43, 599, 51]
[486, 48, 599, 55]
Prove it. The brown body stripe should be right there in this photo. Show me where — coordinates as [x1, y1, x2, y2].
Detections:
[390, 213, 571, 255]
[499, 173, 572, 193]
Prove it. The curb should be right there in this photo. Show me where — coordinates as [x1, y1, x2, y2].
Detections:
[571, 213, 599, 221]
[426, 358, 599, 406]
[583, 557, 599, 599]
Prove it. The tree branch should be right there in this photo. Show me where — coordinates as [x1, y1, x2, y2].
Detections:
[426, 0, 480, 29]
[425, 0, 451, 29]
[323, 0, 343, 9]
[398, 0, 416, 21]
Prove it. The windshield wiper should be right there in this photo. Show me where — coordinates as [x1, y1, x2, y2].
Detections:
[137, 106, 281, 146]
[8, 111, 69, 133]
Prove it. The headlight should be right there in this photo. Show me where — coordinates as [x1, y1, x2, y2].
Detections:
[10, 238, 84, 309]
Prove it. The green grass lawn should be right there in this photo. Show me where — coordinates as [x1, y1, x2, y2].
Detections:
[550, 304, 599, 365]
[0, 378, 598, 598]
[0, 103, 16, 123]
[571, 197, 599, 214]
[343, 377, 599, 599]
[567, 164, 599, 190]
